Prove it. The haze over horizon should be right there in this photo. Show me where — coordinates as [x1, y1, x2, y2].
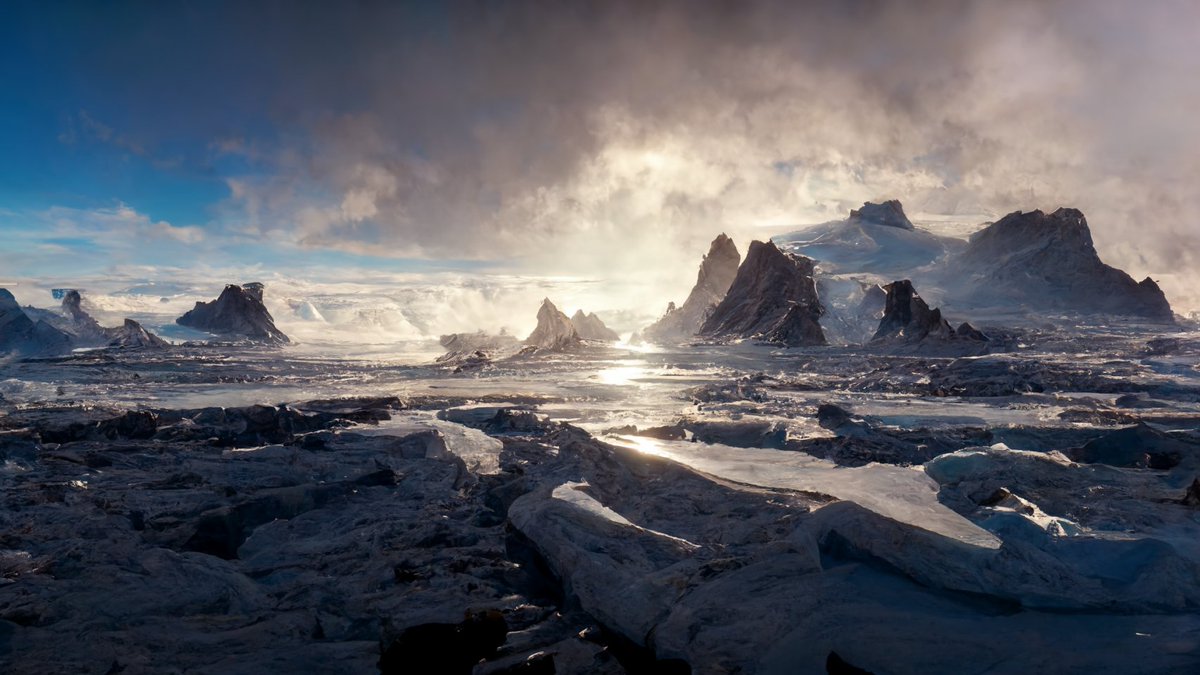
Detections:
[3, 0, 1199, 316]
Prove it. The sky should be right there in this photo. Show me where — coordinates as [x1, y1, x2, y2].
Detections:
[2, 0, 1199, 317]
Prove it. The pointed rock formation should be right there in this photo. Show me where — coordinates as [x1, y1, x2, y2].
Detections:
[524, 299, 582, 350]
[177, 284, 290, 344]
[699, 240, 826, 345]
[848, 200, 914, 230]
[570, 310, 620, 342]
[109, 319, 170, 349]
[871, 280, 987, 346]
[951, 208, 1173, 320]
[644, 234, 741, 342]
[0, 289, 73, 356]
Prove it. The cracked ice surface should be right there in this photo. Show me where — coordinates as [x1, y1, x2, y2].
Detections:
[610, 434, 1001, 549]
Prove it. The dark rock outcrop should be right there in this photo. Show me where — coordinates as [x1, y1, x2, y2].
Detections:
[644, 233, 741, 341]
[570, 310, 620, 342]
[871, 280, 987, 346]
[950, 208, 1173, 320]
[848, 200, 913, 230]
[176, 284, 290, 344]
[699, 240, 825, 345]
[0, 288, 73, 356]
[1069, 422, 1195, 469]
[524, 299, 581, 350]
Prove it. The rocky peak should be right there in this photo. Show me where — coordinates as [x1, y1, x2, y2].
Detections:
[953, 207, 1173, 321]
[110, 319, 170, 349]
[872, 279, 986, 345]
[176, 284, 290, 344]
[569, 310, 620, 342]
[700, 240, 825, 346]
[849, 200, 913, 230]
[524, 298, 581, 350]
[643, 233, 741, 342]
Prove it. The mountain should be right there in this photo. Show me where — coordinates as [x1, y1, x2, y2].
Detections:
[0, 289, 73, 356]
[948, 208, 1173, 320]
[570, 310, 620, 342]
[775, 200, 961, 276]
[699, 240, 826, 346]
[176, 284, 291, 344]
[524, 299, 582, 350]
[644, 234, 741, 342]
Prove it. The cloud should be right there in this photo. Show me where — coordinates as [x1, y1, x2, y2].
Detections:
[42, 203, 205, 245]
[26, 1, 1200, 311]
[191, 1, 1200, 314]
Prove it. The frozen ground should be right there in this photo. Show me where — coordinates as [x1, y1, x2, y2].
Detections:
[2, 320, 1200, 673]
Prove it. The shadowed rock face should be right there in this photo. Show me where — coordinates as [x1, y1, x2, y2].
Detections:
[700, 240, 825, 345]
[644, 233, 741, 342]
[524, 299, 581, 350]
[872, 280, 952, 343]
[848, 200, 913, 230]
[951, 208, 1173, 320]
[871, 280, 987, 346]
[0, 288, 73, 356]
[176, 284, 290, 344]
[570, 310, 620, 342]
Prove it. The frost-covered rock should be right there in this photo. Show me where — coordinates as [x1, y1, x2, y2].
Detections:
[176, 283, 290, 344]
[949, 208, 1174, 320]
[569, 310, 620, 342]
[699, 240, 825, 345]
[524, 299, 581, 350]
[0, 288, 73, 356]
[644, 233, 740, 342]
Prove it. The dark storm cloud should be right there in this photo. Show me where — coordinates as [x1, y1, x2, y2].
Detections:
[20, 0, 1200, 306]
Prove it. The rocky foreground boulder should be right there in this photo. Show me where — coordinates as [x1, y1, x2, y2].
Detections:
[949, 208, 1173, 320]
[699, 240, 825, 346]
[177, 283, 290, 344]
[644, 233, 741, 342]
[0, 288, 73, 356]
[871, 280, 987, 346]
[524, 299, 582, 350]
